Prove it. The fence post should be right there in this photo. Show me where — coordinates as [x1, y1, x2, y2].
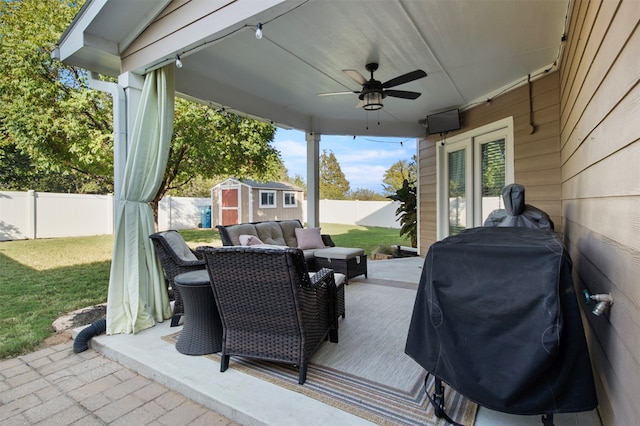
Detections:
[27, 190, 36, 239]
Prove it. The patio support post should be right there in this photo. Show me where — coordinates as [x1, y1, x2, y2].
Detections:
[106, 67, 175, 334]
[306, 132, 321, 227]
[117, 71, 145, 181]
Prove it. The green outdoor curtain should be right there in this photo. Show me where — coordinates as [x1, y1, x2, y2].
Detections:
[106, 66, 175, 335]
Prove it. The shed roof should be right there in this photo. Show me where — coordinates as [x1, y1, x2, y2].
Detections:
[214, 178, 304, 192]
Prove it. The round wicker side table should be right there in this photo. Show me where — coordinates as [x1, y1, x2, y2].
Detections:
[174, 270, 223, 355]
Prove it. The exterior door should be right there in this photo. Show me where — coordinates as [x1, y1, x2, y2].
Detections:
[438, 118, 514, 239]
[221, 188, 239, 225]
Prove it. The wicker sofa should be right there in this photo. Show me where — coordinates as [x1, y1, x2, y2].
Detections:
[216, 220, 367, 282]
[216, 219, 334, 270]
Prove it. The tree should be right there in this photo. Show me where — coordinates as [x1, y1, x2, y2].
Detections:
[154, 99, 283, 217]
[288, 174, 307, 196]
[382, 157, 417, 195]
[319, 149, 350, 199]
[387, 179, 417, 247]
[348, 188, 386, 201]
[0, 0, 283, 223]
[1, 0, 114, 193]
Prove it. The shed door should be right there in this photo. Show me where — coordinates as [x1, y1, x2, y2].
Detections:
[221, 188, 239, 225]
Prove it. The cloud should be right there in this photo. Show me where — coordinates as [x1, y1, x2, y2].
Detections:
[273, 138, 307, 177]
[343, 164, 388, 191]
[273, 139, 307, 158]
[337, 148, 412, 165]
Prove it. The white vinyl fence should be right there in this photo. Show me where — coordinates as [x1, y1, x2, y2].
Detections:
[0, 191, 401, 241]
[0, 191, 114, 241]
[318, 199, 400, 228]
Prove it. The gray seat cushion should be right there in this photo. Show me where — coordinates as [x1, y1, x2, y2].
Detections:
[314, 247, 365, 260]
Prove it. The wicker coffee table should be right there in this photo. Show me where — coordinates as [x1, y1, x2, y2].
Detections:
[174, 270, 223, 355]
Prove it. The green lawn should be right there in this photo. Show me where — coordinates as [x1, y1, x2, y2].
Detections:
[0, 224, 409, 359]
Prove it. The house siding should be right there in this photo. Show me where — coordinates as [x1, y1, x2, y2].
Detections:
[418, 71, 562, 254]
[240, 185, 250, 223]
[560, 1, 640, 425]
[251, 188, 303, 222]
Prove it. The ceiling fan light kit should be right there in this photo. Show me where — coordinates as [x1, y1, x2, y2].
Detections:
[362, 91, 383, 110]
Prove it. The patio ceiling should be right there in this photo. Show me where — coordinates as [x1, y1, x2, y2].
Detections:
[58, 0, 570, 138]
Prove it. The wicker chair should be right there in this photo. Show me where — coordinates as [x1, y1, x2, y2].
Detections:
[200, 246, 340, 385]
[149, 230, 206, 327]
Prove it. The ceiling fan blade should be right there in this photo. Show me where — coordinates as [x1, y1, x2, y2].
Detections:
[317, 91, 358, 97]
[381, 69, 427, 89]
[384, 90, 422, 100]
[354, 99, 366, 109]
[343, 69, 367, 85]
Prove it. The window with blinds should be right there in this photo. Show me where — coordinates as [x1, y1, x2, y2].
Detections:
[480, 139, 506, 221]
[448, 148, 467, 235]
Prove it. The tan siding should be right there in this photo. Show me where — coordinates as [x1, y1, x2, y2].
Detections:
[562, 83, 640, 182]
[516, 135, 560, 159]
[561, 0, 640, 158]
[251, 189, 303, 222]
[241, 186, 250, 223]
[418, 72, 563, 255]
[563, 220, 640, 426]
[418, 140, 437, 254]
[211, 187, 220, 226]
[560, 0, 640, 423]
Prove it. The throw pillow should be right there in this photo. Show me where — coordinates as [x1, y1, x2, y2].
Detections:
[295, 227, 325, 250]
[239, 234, 264, 246]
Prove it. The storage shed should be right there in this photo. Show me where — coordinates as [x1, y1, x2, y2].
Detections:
[211, 178, 304, 226]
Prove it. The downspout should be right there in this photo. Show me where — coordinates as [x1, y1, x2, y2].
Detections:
[88, 72, 127, 206]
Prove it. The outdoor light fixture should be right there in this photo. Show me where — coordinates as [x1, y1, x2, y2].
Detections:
[362, 90, 383, 111]
[175, 54, 183, 69]
[255, 23, 263, 39]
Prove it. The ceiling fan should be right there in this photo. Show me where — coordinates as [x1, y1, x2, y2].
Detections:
[318, 63, 427, 110]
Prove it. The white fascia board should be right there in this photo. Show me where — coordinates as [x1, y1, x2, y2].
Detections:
[56, 0, 108, 61]
[121, 0, 291, 74]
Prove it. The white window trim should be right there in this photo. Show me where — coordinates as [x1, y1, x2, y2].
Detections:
[436, 117, 514, 240]
[259, 190, 276, 208]
[283, 191, 297, 208]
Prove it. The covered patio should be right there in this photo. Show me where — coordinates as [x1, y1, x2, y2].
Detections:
[54, 0, 640, 424]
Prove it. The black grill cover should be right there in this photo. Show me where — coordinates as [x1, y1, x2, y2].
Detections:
[405, 227, 597, 415]
[484, 183, 555, 230]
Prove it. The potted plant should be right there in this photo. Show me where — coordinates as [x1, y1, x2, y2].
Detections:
[387, 179, 417, 248]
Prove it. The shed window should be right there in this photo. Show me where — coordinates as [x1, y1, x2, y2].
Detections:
[259, 190, 276, 208]
[283, 192, 297, 207]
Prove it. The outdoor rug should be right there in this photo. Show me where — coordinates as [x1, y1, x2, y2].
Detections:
[163, 278, 477, 425]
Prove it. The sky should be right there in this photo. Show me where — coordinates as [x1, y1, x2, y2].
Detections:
[272, 128, 417, 193]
